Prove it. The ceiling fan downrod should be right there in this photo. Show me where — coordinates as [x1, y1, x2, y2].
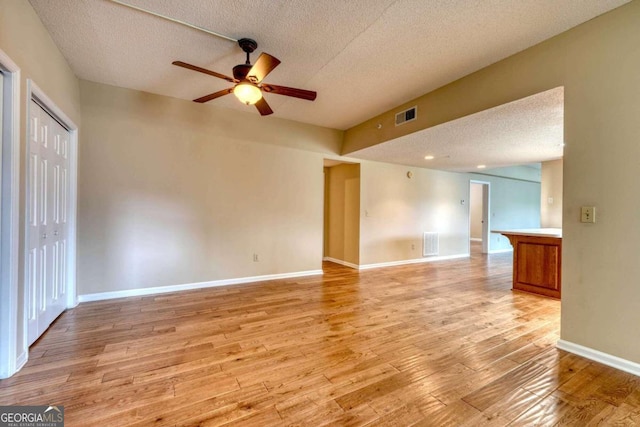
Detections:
[238, 38, 258, 65]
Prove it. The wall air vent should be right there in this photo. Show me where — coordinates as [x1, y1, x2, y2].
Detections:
[395, 106, 417, 126]
[423, 232, 439, 256]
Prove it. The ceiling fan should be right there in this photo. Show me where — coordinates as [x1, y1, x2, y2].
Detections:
[173, 38, 317, 116]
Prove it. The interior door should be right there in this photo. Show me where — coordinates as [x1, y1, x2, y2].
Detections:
[27, 99, 69, 345]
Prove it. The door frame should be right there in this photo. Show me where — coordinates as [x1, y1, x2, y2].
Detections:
[0, 50, 22, 379]
[469, 180, 491, 254]
[24, 80, 79, 350]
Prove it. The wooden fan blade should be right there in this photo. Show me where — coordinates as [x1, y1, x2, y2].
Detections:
[247, 53, 281, 83]
[194, 88, 233, 103]
[255, 97, 274, 116]
[262, 84, 317, 101]
[172, 61, 237, 83]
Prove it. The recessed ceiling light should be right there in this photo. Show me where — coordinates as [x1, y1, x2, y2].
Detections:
[424, 155, 434, 160]
[477, 165, 486, 169]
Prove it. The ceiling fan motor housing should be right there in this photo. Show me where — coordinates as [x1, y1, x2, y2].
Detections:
[233, 63, 252, 81]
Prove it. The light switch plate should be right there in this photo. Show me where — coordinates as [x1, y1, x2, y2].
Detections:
[581, 206, 596, 223]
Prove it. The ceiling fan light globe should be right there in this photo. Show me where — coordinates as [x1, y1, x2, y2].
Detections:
[233, 82, 262, 105]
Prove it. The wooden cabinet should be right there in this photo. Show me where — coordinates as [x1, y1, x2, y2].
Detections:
[496, 230, 562, 299]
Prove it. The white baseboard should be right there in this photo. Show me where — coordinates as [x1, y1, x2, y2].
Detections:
[359, 253, 469, 270]
[78, 269, 323, 303]
[0, 348, 28, 379]
[323, 257, 359, 270]
[488, 248, 513, 254]
[557, 339, 640, 377]
[470, 238, 482, 242]
[16, 349, 27, 371]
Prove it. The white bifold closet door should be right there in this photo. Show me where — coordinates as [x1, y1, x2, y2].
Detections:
[0, 72, 3, 135]
[27, 99, 70, 346]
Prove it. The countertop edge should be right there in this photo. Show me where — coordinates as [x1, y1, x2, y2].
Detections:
[492, 228, 562, 238]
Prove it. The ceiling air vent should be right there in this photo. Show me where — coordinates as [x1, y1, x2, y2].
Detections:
[395, 106, 417, 126]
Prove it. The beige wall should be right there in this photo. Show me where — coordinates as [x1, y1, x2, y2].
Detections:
[0, 2, 81, 124]
[0, 0, 82, 366]
[345, 2, 640, 363]
[469, 183, 483, 239]
[78, 80, 341, 294]
[476, 164, 541, 182]
[359, 161, 540, 265]
[323, 167, 330, 257]
[360, 162, 468, 264]
[541, 159, 563, 228]
[325, 164, 360, 265]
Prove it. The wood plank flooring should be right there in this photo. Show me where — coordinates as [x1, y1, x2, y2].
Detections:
[2, 250, 639, 426]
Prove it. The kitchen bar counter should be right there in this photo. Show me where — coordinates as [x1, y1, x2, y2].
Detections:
[493, 228, 562, 299]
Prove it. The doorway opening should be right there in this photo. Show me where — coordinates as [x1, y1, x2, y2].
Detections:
[322, 160, 360, 269]
[469, 180, 490, 254]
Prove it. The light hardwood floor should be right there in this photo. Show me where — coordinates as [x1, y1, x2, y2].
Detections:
[2, 251, 639, 426]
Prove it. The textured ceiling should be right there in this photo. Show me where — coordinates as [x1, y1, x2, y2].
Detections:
[349, 87, 564, 172]
[29, 0, 628, 130]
